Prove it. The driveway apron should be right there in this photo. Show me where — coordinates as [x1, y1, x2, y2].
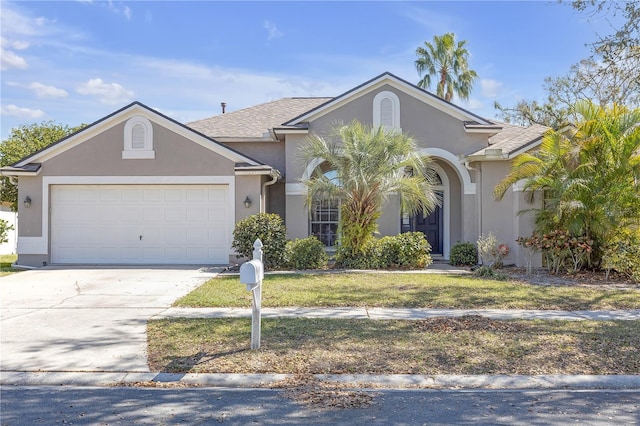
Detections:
[0, 267, 215, 372]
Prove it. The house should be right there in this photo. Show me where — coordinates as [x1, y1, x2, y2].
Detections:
[1, 72, 546, 268]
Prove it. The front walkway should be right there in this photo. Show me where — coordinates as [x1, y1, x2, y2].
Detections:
[155, 307, 640, 321]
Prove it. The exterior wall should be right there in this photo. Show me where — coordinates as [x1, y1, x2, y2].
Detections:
[221, 141, 285, 173]
[479, 160, 540, 267]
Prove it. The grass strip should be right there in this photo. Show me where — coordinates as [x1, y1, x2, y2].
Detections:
[0, 254, 19, 277]
[174, 273, 640, 310]
[148, 317, 640, 375]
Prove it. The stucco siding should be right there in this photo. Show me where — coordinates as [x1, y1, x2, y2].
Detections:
[42, 122, 235, 176]
[221, 141, 285, 172]
[480, 161, 518, 265]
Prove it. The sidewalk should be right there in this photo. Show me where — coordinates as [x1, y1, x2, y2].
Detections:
[155, 306, 640, 321]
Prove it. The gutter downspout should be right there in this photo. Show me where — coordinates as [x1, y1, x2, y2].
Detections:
[464, 160, 481, 243]
[260, 169, 280, 213]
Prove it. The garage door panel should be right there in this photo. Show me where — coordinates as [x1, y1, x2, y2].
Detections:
[51, 184, 230, 264]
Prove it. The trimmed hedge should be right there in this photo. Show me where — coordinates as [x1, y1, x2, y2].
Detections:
[286, 236, 329, 270]
[337, 232, 432, 270]
[449, 242, 478, 266]
[232, 213, 287, 269]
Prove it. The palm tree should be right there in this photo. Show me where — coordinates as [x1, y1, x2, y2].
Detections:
[299, 120, 439, 263]
[495, 100, 640, 264]
[415, 33, 478, 102]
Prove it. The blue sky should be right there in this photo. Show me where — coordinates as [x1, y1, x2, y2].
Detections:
[0, 1, 616, 138]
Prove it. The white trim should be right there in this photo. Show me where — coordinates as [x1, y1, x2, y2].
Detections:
[301, 158, 325, 181]
[419, 148, 476, 195]
[18, 176, 236, 258]
[123, 115, 154, 159]
[122, 150, 156, 159]
[16, 104, 260, 167]
[430, 163, 451, 259]
[285, 74, 492, 126]
[373, 91, 401, 131]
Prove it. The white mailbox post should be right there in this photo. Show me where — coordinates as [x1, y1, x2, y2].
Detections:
[239, 239, 264, 350]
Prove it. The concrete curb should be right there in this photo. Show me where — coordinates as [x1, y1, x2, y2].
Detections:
[2, 371, 639, 390]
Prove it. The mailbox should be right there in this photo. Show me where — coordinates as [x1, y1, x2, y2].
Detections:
[240, 259, 264, 290]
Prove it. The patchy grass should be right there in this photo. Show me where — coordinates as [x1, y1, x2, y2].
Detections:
[174, 273, 640, 310]
[147, 317, 640, 375]
[0, 254, 19, 277]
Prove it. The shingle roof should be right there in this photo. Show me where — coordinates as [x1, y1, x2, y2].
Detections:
[187, 97, 332, 138]
[186, 93, 547, 158]
[470, 121, 550, 157]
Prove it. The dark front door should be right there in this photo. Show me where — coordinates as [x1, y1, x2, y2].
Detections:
[413, 193, 443, 255]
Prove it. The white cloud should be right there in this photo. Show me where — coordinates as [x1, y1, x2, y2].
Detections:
[0, 48, 28, 70]
[480, 79, 503, 98]
[76, 78, 134, 104]
[29, 82, 69, 99]
[264, 20, 283, 40]
[461, 98, 484, 110]
[1, 104, 45, 119]
[6, 81, 68, 98]
[1, 37, 30, 50]
[123, 6, 132, 20]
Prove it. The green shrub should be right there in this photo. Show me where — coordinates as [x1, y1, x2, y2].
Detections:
[336, 232, 432, 270]
[335, 241, 377, 269]
[375, 232, 432, 269]
[449, 242, 477, 266]
[232, 213, 287, 269]
[285, 237, 329, 270]
[0, 219, 14, 244]
[602, 228, 640, 283]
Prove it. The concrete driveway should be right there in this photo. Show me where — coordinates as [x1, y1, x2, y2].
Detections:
[0, 267, 218, 372]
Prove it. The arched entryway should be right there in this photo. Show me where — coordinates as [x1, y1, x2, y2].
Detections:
[401, 163, 449, 256]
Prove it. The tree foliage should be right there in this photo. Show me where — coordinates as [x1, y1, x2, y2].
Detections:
[0, 121, 85, 210]
[496, 1, 639, 127]
[495, 101, 640, 265]
[299, 120, 439, 266]
[415, 32, 478, 101]
[571, 0, 639, 60]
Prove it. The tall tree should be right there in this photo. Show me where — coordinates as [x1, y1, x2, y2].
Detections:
[571, 1, 639, 61]
[299, 120, 439, 265]
[415, 32, 478, 102]
[495, 50, 640, 127]
[0, 121, 85, 210]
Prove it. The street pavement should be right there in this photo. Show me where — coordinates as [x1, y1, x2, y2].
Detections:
[2, 386, 639, 425]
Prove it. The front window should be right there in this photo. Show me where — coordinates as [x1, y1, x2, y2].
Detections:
[310, 198, 339, 247]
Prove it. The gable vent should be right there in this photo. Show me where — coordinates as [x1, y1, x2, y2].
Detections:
[380, 98, 394, 127]
[131, 123, 146, 149]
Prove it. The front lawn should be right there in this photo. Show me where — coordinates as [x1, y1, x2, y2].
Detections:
[148, 317, 640, 375]
[0, 254, 19, 277]
[174, 273, 640, 310]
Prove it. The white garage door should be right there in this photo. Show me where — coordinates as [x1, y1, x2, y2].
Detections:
[51, 184, 230, 264]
